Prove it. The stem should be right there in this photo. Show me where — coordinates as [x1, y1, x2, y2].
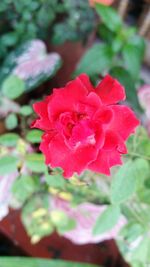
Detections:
[127, 152, 150, 161]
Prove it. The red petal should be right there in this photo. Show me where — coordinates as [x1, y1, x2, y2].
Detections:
[88, 150, 110, 175]
[31, 96, 52, 131]
[109, 105, 140, 140]
[48, 76, 89, 120]
[96, 75, 126, 105]
[94, 107, 113, 125]
[77, 73, 94, 93]
[40, 133, 99, 178]
[88, 148, 122, 175]
[102, 130, 127, 153]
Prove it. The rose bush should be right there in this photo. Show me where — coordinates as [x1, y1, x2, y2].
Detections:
[32, 74, 139, 178]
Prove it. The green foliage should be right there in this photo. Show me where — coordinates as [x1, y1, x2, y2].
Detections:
[0, 133, 19, 147]
[75, 4, 145, 112]
[2, 75, 25, 100]
[26, 130, 43, 144]
[0, 257, 98, 267]
[95, 3, 122, 32]
[5, 113, 18, 130]
[0, 155, 19, 175]
[110, 67, 142, 112]
[19, 105, 33, 116]
[12, 175, 39, 205]
[0, 0, 95, 62]
[93, 205, 120, 235]
[26, 153, 47, 173]
[75, 44, 114, 76]
[52, 0, 96, 45]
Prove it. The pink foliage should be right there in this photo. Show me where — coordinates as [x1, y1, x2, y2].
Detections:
[32, 74, 139, 178]
[13, 40, 60, 80]
[0, 172, 18, 220]
[51, 198, 126, 245]
[138, 84, 150, 135]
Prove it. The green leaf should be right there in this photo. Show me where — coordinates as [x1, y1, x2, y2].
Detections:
[0, 155, 19, 175]
[26, 153, 47, 173]
[75, 44, 114, 76]
[110, 67, 142, 112]
[12, 175, 37, 204]
[128, 237, 150, 263]
[0, 257, 98, 267]
[45, 173, 66, 189]
[51, 210, 76, 234]
[0, 133, 19, 147]
[93, 205, 120, 235]
[122, 37, 145, 80]
[5, 113, 18, 130]
[95, 4, 122, 32]
[2, 75, 25, 99]
[111, 160, 146, 204]
[26, 130, 43, 144]
[20, 105, 33, 116]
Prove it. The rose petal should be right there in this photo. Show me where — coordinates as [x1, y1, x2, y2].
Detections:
[88, 149, 110, 175]
[40, 133, 100, 178]
[96, 75, 126, 105]
[109, 105, 140, 140]
[32, 96, 52, 131]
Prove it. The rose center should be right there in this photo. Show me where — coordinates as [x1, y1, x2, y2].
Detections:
[58, 111, 96, 149]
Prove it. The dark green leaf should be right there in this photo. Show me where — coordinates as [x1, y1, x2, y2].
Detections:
[75, 44, 114, 76]
[96, 4, 122, 32]
[110, 67, 142, 112]
[122, 37, 145, 80]
[0, 257, 98, 267]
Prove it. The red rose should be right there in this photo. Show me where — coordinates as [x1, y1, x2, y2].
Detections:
[31, 74, 139, 178]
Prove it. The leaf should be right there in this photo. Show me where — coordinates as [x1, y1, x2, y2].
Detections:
[128, 237, 150, 263]
[95, 4, 122, 32]
[93, 205, 120, 235]
[5, 113, 18, 130]
[2, 75, 25, 99]
[110, 67, 142, 112]
[0, 40, 62, 93]
[45, 173, 66, 189]
[26, 130, 43, 144]
[0, 155, 19, 175]
[0, 133, 19, 147]
[20, 105, 33, 116]
[26, 153, 47, 173]
[0, 257, 98, 267]
[111, 160, 146, 204]
[122, 36, 145, 80]
[50, 210, 76, 234]
[75, 44, 114, 76]
[12, 175, 37, 204]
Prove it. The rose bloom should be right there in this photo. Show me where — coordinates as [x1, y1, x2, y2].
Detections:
[32, 74, 139, 178]
[89, 0, 114, 7]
